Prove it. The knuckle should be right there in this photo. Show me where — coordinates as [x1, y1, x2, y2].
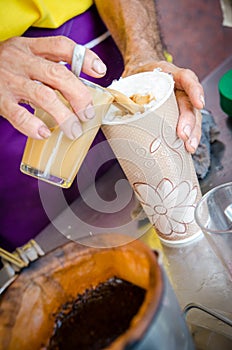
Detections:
[0, 40, 15, 60]
[70, 87, 91, 112]
[33, 83, 57, 105]
[51, 35, 71, 51]
[0, 37, 17, 51]
[46, 63, 68, 80]
[0, 67, 10, 85]
[180, 68, 199, 83]
[11, 107, 29, 127]
[179, 68, 191, 81]
[0, 95, 11, 115]
[0, 36, 21, 53]
[45, 63, 74, 89]
[5, 37, 20, 45]
[0, 38, 29, 71]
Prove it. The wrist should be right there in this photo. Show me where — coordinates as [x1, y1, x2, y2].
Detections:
[123, 47, 173, 77]
[125, 40, 166, 66]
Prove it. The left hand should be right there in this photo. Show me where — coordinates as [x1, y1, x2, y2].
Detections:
[0, 36, 107, 140]
[123, 60, 204, 154]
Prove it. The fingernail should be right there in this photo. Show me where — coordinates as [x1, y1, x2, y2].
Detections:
[183, 125, 191, 138]
[200, 94, 205, 107]
[78, 103, 95, 120]
[38, 125, 51, 139]
[189, 137, 198, 151]
[92, 58, 107, 75]
[85, 103, 95, 119]
[71, 122, 83, 139]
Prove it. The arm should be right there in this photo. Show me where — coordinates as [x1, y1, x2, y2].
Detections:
[94, 0, 165, 68]
[94, 0, 204, 153]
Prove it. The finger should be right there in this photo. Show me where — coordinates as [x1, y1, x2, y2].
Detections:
[176, 90, 196, 141]
[176, 68, 205, 110]
[0, 61, 84, 139]
[185, 109, 202, 154]
[175, 90, 201, 153]
[0, 97, 51, 139]
[154, 61, 205, 110]
[22, 45, 105, 121]
[17, 78, 85, 140]
[26, 36, 75, 62]
[25, 58, 95, 120]
[81, 48, 107, 77]
[2, 37, 95, 120]
[27, 36, 107, 77]
[71, 44, 107, 77]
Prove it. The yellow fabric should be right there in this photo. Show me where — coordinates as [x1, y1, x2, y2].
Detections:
[0, 0, 93, 41]
[140, 226, 171, 280]
[164, 50, 173, 63]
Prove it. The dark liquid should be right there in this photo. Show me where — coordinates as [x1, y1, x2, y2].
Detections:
[47, 277, 146, 350]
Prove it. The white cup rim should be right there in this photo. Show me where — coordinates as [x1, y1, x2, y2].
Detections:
[102, 70, 175, 125]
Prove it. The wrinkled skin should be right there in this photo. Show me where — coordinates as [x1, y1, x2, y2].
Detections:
[0, 0, 204, 153]
[0, 36, 106, 140]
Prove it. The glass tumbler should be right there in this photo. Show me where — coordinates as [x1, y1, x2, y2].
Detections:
[20, 86, 113, 188]
[195, 182, 232, 279]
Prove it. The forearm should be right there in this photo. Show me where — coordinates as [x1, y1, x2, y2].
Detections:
[94, 0, 165, 67]
[94, 0, 204, 155]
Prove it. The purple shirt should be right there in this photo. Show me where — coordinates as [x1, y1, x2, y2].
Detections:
[0, 5, 124, 251]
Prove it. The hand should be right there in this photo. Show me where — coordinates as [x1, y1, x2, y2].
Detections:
[123, 60, 204, 154]
[0, 36, 107, 139]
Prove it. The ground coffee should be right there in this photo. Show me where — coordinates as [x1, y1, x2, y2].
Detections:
[47, 277, 146, 350]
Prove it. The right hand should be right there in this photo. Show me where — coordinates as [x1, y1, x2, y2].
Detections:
[124, 59, 204, 154]
[0, 36, 107, 140]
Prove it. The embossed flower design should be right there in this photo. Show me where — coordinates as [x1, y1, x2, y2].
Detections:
[133, 178, 197, 235]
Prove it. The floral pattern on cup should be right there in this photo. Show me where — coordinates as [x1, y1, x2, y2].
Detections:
[102, 71, 202, 244]
[133, 178, 198, 236]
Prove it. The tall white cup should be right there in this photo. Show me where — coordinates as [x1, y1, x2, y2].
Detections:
[102, 70, 202, 245]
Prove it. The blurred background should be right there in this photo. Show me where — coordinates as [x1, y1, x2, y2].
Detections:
[156, 0, 232, 81]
